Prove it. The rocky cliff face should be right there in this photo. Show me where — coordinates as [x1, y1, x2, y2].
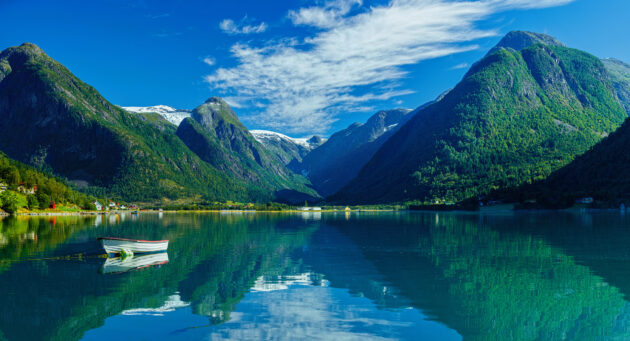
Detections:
[251, 130, 324, 165]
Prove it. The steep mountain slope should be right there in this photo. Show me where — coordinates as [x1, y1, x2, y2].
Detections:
[516, 118, 630, 206]
[332, 31, 626, 204]
[602, 58, 630, 115]
[297, 108, 414, 196]
[176, 97, 319, 202]
[123, 105, 191, 126]
[0, 43, 301, 202]
[250, 130, 325, 165]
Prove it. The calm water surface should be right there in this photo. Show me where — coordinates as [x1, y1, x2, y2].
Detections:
[1, 211, 630, 340]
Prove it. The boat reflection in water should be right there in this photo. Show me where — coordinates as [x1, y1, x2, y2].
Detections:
[100, 252, 169, 275]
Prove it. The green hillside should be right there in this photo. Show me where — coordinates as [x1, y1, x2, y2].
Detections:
[0, 152, 94, 213]
[512, 117, 630, 207]
[332, 31, 627, 204]
[0, 43, 314, 203]
[602, 58, 630, 115]
[176, 98, 319, 203]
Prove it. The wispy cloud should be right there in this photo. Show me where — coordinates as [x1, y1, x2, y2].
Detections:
[289, 0, 362, 28]
[206, 0, 575, 134]
[450, 62, 470, 70]
[219, 18, 268, 35]
[202, 56, 216, 66]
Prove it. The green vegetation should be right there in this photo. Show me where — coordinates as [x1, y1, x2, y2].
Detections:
[602, 58, 630, 115]
[507, 117, 630, 208]
[0, 43, 316, 204]
[176, 98, 319, 202]
[328, 213, 630, 340]
[0, 214, 316, 341]
[333, 33, 626, 205]
[0, 152, 96, 214]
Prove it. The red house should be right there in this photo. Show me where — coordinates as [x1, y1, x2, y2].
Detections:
[49, 202, 56, 209]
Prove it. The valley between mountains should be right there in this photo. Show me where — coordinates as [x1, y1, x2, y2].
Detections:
[1, 30, 630, 210]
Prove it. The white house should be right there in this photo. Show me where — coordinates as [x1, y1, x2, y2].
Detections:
[93, 201, 103, 211]
[298, 207, 322, 211]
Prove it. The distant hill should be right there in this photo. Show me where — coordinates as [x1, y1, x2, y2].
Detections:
[251, 130, 325, 165]
[332, 31, 627, 204]
[295, 108, 415, 197]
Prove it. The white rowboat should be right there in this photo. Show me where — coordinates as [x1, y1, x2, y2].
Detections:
[98, 237, 169, 255]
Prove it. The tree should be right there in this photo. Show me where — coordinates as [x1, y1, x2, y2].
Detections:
[0, 191, 19, 214]
[37, 193, 50, 210]
[26, 195, 39, 210]
[5, 167, 20, 186]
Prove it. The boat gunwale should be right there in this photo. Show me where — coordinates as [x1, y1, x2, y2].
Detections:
[97, 237, 169, 243]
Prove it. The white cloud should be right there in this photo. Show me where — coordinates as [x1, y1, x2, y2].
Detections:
[220, 18, 268, 35]
[289, 0, 362, 28]
[450, 62, 470, 70]
[202, 56, 215, 66]
[207, 0, 575, 134]
[222, 96, 246, 108]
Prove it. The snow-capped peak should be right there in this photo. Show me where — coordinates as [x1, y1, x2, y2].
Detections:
[123, 105, 178, 114]
[123, 105, 192, 126]
[250, 130, 324, 149]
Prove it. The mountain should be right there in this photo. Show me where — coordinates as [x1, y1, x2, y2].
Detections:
[123, 105, 191, 126]
[0, 43, 312, 203]
[487, 30, 565, 55]
[332, 31, 627, 204]
[176, 97, 319, 202]
[297, 108, 414, 197]
[514, 117, 630, 207]
[250, 130, 325, 165]
[602, 58, 630, 115]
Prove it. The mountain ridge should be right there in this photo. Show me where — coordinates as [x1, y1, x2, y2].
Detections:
[332, 31, 627, 204]
[0, 43, 315, 203]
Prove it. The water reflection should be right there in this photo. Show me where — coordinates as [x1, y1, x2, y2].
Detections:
[100, 252, 169, 275]
[324, 212, 630, 340]
[1, 212, 630, 340]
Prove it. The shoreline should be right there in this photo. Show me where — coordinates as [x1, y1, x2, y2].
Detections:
[0, 208, 397, 217]
[0, 207, 623, 217]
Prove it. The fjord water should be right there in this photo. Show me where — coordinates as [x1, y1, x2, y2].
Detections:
[2, 213, 630, 340]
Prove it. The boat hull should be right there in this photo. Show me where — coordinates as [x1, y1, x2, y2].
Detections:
[99, 237, 168, 255]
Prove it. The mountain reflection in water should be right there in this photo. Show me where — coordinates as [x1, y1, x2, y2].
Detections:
[0, 212, 630, 340]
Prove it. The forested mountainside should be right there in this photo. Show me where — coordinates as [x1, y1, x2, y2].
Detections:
[0, 43, 315, 203]
[332, 31, 627, 204]
[602, 58, 630, 115]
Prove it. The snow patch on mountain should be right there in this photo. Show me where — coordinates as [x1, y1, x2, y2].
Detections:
[123, 105, 192, 126]
[251, 130, 325, 150]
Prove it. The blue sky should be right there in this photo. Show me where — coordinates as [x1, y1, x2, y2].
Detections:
[1, 0, 629, 137]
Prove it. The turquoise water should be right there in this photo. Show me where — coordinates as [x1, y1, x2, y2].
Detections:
[1, 211, 630, 340]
